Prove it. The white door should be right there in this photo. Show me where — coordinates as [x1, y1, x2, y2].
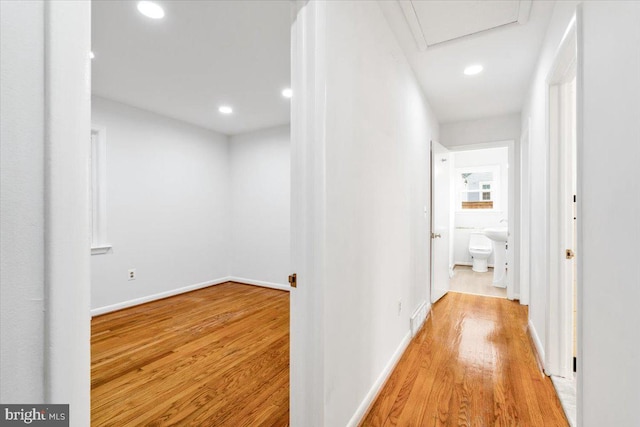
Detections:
[431, 141, 451, 303]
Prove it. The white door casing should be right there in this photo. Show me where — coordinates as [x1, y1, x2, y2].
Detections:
[546, 15, 577, 379]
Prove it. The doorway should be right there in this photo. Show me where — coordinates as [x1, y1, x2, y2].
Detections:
[546, 17, 578, 380]
[431, 141, 517, 302]
[89, 1, 293, 424]
[545, 15, 578, 427]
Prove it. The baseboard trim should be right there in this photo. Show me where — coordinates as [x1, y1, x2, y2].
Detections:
[227, 276, 290, 292]
[528, 319, 546, 374]
[91, 276, 232, 317]
[346, 330, 413, 427]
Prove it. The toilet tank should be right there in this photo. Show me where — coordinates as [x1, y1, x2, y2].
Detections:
[469, 232, 492, 250]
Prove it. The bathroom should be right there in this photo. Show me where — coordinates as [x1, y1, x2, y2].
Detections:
[450, 146, 509, 298]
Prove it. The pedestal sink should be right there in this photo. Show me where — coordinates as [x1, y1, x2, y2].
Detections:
[483, 227, 509, 288]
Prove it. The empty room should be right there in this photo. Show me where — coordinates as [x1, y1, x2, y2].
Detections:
[89, 1, 291, 424]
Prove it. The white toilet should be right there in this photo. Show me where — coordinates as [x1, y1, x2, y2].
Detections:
[469, 232, 492, 273]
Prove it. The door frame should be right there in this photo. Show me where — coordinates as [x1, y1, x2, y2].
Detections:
[290, 1, 327, 425]
[545, 14, 578, 380]
[519, 119, 531, 305]
[446, 140, 517, 301]
[429, 140, 451, 304]
[43, 1, 92, 424]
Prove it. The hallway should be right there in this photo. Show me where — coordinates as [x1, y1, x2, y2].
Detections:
[361, 293, 568, 426]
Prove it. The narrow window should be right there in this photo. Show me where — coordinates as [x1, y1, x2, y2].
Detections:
[91, 127, 111, 254]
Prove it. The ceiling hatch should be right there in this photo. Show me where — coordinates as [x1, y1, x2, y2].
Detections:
[399, 0, 532, 50]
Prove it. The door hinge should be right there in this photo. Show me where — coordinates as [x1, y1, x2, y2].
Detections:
[565, 249, 575, 259]
[288, 273, 297, 288]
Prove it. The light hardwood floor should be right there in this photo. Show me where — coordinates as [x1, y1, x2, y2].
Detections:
[93, 283, 567, 426]
[361, 292, 568, 426]
[91, 282, 289, 426]
[450, 265, 507, 298]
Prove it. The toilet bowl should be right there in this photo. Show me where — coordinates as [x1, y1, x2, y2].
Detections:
[469, 232, 492, 273]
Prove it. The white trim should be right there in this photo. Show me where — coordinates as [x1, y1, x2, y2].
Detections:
[545, 16, 577, 379]
[346, 330, 413, 427]
[528, 318, 546, 372]
[290, 2, 328, 424]
[91, 277, 231, 316]
[398, 1, 428, 51]
[90, 245, 112, 255]
[90, 276, 290, 316]
[44, 1, 91, 423]
[90, 126, 108, 251]
[227, 276, 290, 292]
[519, 118, 531, 305]
[517, 0, 533, 25]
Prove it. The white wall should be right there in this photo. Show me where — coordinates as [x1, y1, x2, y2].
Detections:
[524, 1, 640, 425]
[0, 0, 46, 403]
[440, 113, 521, 148]
[229, 125, 290, 287]
[91, 96, 230, 311]
[321, 2, 438, 425]
[452, 147, 509, 266]
[580, 2, 640, 425]
[521, 0, 579, 367]
[2, 2, 92, 423]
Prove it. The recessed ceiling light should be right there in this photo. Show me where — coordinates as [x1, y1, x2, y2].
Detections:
[137, 1, 165, 19]
[464, 64, 483, 76]
[282, 88, 293, 99]
[90, 51, 95, 59]
[218, 106, 233, 115]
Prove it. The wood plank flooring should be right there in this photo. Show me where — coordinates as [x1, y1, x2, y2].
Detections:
[93, 284, 567, 426]
[91, 282, 289, 427]
[361, 292, 568, 426]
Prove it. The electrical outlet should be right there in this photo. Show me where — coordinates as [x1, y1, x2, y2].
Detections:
[128, 268, 136, 281]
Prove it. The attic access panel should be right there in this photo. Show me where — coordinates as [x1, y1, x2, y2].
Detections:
[401, 0, 532, 49]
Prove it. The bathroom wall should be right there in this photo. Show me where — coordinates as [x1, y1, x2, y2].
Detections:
[452, 147, 509, 267]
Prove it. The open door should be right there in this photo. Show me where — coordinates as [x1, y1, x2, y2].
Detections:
[430, 140, 451, 303]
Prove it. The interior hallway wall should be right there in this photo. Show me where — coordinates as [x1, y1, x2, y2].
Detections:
[521, 0, 579, 367]
[91, 96, 230, 312]
[320, 2, 439, 425]
[229, 125, 290, 287]
[580, 2, 640, 425]
[440, 113, 521, 148]
[523, 1, 640, 425]
[0, 0, 46, 403]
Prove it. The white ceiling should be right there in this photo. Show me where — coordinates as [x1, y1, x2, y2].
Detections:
[92, 0, 291, 135]
[382, 0, 555, 124]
